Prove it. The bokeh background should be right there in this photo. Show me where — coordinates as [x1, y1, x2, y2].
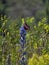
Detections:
[0, 0, 49, 20]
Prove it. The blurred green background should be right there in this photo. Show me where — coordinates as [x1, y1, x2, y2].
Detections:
[0, 0, 49, 21]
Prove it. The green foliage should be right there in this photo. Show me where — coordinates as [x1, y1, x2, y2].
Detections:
[0, 16, 49, 65]
[28, 53, 49, 65]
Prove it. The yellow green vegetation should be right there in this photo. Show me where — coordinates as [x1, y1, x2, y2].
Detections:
[0, 16, 49, 65]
